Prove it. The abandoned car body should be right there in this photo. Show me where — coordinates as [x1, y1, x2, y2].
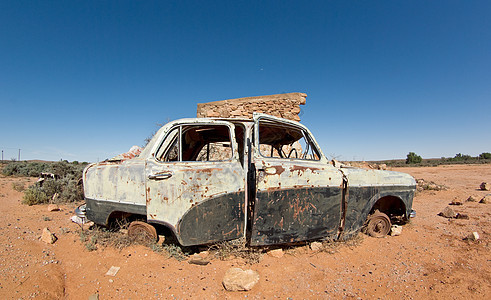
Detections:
[82, 113, 416, 246]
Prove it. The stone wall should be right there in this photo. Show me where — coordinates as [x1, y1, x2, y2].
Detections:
[196, 92, 307, 122]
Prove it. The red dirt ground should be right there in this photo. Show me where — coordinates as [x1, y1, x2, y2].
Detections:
[0, 164, 490, 299]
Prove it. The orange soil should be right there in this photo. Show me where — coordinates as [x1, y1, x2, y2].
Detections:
[0, 164, 490, 299]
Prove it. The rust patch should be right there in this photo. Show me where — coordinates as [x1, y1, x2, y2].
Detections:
[274, 166, 285, 175]
[290, 165, 320, 172]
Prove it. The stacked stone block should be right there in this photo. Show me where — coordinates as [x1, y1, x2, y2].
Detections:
[196, 92, 307, 122]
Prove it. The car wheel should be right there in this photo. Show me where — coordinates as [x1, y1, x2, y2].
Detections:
[128, 221, 158, 243]
[365, 210, 391, 238]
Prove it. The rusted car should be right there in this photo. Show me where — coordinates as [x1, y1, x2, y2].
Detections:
[81, 113, 416, 246]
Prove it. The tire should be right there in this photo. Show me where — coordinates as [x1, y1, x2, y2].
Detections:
[365, 210, 391, 238]
[128, 221, 158, 243]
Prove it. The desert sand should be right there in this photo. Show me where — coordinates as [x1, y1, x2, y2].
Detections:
[0, 164, 489, 299]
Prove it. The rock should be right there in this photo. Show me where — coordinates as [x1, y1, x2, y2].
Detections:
[467, 232, 480, 241]
[47, 204, 60, 212]
[310, 242, 323, 252]
[449, 198, 463, 205]
[439, 207, 457, 218]
[378, 164, 387, 170]
[466, 195, 478, 202]
[267, 248, 284, 258]
[198, 250, 209, 259]
[480, 182, 490, 191]
[390, 225, 403, 236]
[479, 194, 490, 204]
[188, 254, 210, 265]
[40, 228, 57, 244]
[455, 213, 469, 219]
[222, 268, 260, 291]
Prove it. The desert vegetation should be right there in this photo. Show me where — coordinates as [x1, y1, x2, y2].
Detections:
[372, 152, 491, 167]
[1, 160, 88, 205]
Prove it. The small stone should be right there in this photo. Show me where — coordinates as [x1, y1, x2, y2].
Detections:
[390, 225, 403, 236]
[267, 249, 284, 258]
[40, 228, 57, 244]
[188, 254, 210, 266]
[47, 204, 60, 212]
[88, 294, 99, 300]
[378, 164, 387, 170]
[467, 232, 480, 241]
[480, 182, 490, 191]
[222, 268, 260, 291]
[310, 242, 323, 252]
[109, 279, 114, 283]
[466, 196, 478, 202]
[439, 207, 457, 218]
[479, 194, 490, 204]
[449, 199, 463, 205]
[198, 251, 209, 259]
[455, 213, 469, 219]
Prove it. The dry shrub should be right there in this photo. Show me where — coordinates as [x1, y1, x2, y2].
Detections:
[11, 182, 25, 192]
[208, 237, 263, 264]
[22, 186, 49, 205]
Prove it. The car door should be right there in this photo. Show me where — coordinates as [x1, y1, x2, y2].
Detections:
[145, 120, 246, 246]
[249, 114, 344, 245]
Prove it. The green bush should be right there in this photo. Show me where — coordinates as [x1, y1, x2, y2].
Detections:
[406, 152, 422, 164]
[479, 152, 491, 159]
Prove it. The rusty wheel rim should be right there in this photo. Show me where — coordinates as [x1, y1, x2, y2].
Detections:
[128, 221, 158, 243]
[366, 211, 391, 238]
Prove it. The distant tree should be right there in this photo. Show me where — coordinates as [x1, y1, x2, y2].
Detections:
[454, 153, 472, 161]
[479, 152, 491, 159]
[406, 152, 422, 164]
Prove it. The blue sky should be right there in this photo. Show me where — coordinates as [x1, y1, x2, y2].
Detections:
[1, 0, 490, 162]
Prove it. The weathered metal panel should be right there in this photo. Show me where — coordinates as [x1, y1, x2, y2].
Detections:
[177, 191, 245, 246]
[342, 185, 415, 236]
[250, 187, 343, 245]
[85, 198, 146, 225]
[146, 160, 245, 231]
[83, 159, 147, 207]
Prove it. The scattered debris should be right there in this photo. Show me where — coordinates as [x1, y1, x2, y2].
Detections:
[70, 216, 94, 227]
[439, 207, 457, 218]
[47, 204, 60, 212]
[479, 194, 490, 204]
[267, 248, 284, 258]
[40, 228, 57, 244]
[222, 267, 260, 291]
[480, 182, 490, 191]
[310, 242, 323, 252]
[108, 145, 142, 161]
[416, 179, 447, 192]
[105, 266, 120, 277]
[390, 225, 403, 236]
[466, 195, 478, 202]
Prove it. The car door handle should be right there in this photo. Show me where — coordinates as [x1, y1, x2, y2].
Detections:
[148, 172, 173, 180]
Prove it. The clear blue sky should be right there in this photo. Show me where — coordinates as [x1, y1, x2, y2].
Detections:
[1, 1, 490, 162]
